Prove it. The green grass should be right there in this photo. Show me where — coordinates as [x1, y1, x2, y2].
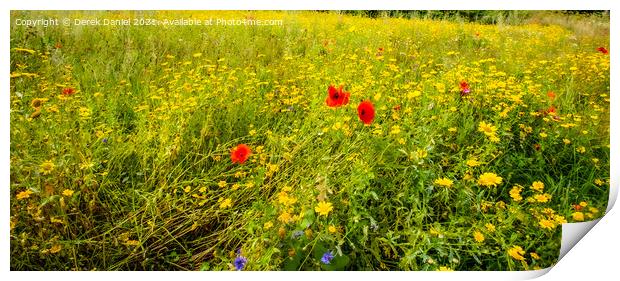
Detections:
[10, 10, 609, 271]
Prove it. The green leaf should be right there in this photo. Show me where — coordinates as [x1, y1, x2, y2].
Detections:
[282, 254, 302, 271]
[321, 254, 349, 271]
[199, 262, 211, 271]
[300, 209, 316, 228]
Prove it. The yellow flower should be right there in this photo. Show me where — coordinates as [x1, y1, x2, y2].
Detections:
[509, 185, 523, 202]
[40, 160, 55, 175]
[508, 246, 526, 261]
[554, 214, 567, 224]
[124, 240, 139, 246]
[438, 266, 453, 271]
[47, 104, 59, 113]
[478, 121, 497, 136]
[539, 219, 556, 230]
[531, 181, 544, 192]
[563, 138, 571, 145]
[278, 211, 292, 223]
[466, 159, 481, 167]
[267, 163, 279, 174]
[62, 189, 74, 197]
[31, 98, 45, 108]
[477, 172, 503, 187]
[496, 201, 506, 209]
[576, 146, 586, 153]
[539, 132, 548, 138]
[78, 107, 91, 119]
[278, 191, 297, 206]
[277, 227, 286, 239]
[16, 189, 33, 200]
[530, 252, 540, 260]
[79, 161, 94, 170]
[416, 149, 428, 159]
[594, 179, 604, 186]
[390, 125, 401, 135]
[263, 221, 273, 229]
[328, 225, 337, 233]
[315, 201, 334, 217]
[218, 181, 227, 188]
[572, 212, 584, 221]
[434, 177, 454, 188]
[49, 244, 62, 254]
[533, 193, 551, 203]
[219, 198, 232, 209]
[278, 191, 289, 204]
[473, 231, 485, 243]
[485, 223, 496, 232]
[579, 201, 588, 207]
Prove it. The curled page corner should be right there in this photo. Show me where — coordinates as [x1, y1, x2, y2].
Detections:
[559, 219, 601, 260]
[517, 219, 603, 280]
[554, 182, 615, 265]
[538, 181, 616, 278]
[512, 267, 552, 280]
[606, 181, 618, 212]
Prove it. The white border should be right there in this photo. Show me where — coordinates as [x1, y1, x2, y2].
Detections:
[2, 1, 617, 281]
[1, 0, 617, 11]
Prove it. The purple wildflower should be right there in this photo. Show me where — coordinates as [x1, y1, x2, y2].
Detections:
[321, 251, 334, 265]
[234, 255, 247, 271]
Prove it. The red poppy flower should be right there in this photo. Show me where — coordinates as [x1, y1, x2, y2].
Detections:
[357, 100, 375, 125]
[547, 91, 556, 100]
[573, 204, 583, 211]
[325, 85, 350, 107]
[230, 144, 252, 164]
[62, 87, 75, 96]
[546, 105, 557, 115]
[393, 104, 401, 111]
[597, 47, 609, 54]
[459, 80, 471, 96]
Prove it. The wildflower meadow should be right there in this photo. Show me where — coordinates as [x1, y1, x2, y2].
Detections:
[9, 10, 610, 271]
